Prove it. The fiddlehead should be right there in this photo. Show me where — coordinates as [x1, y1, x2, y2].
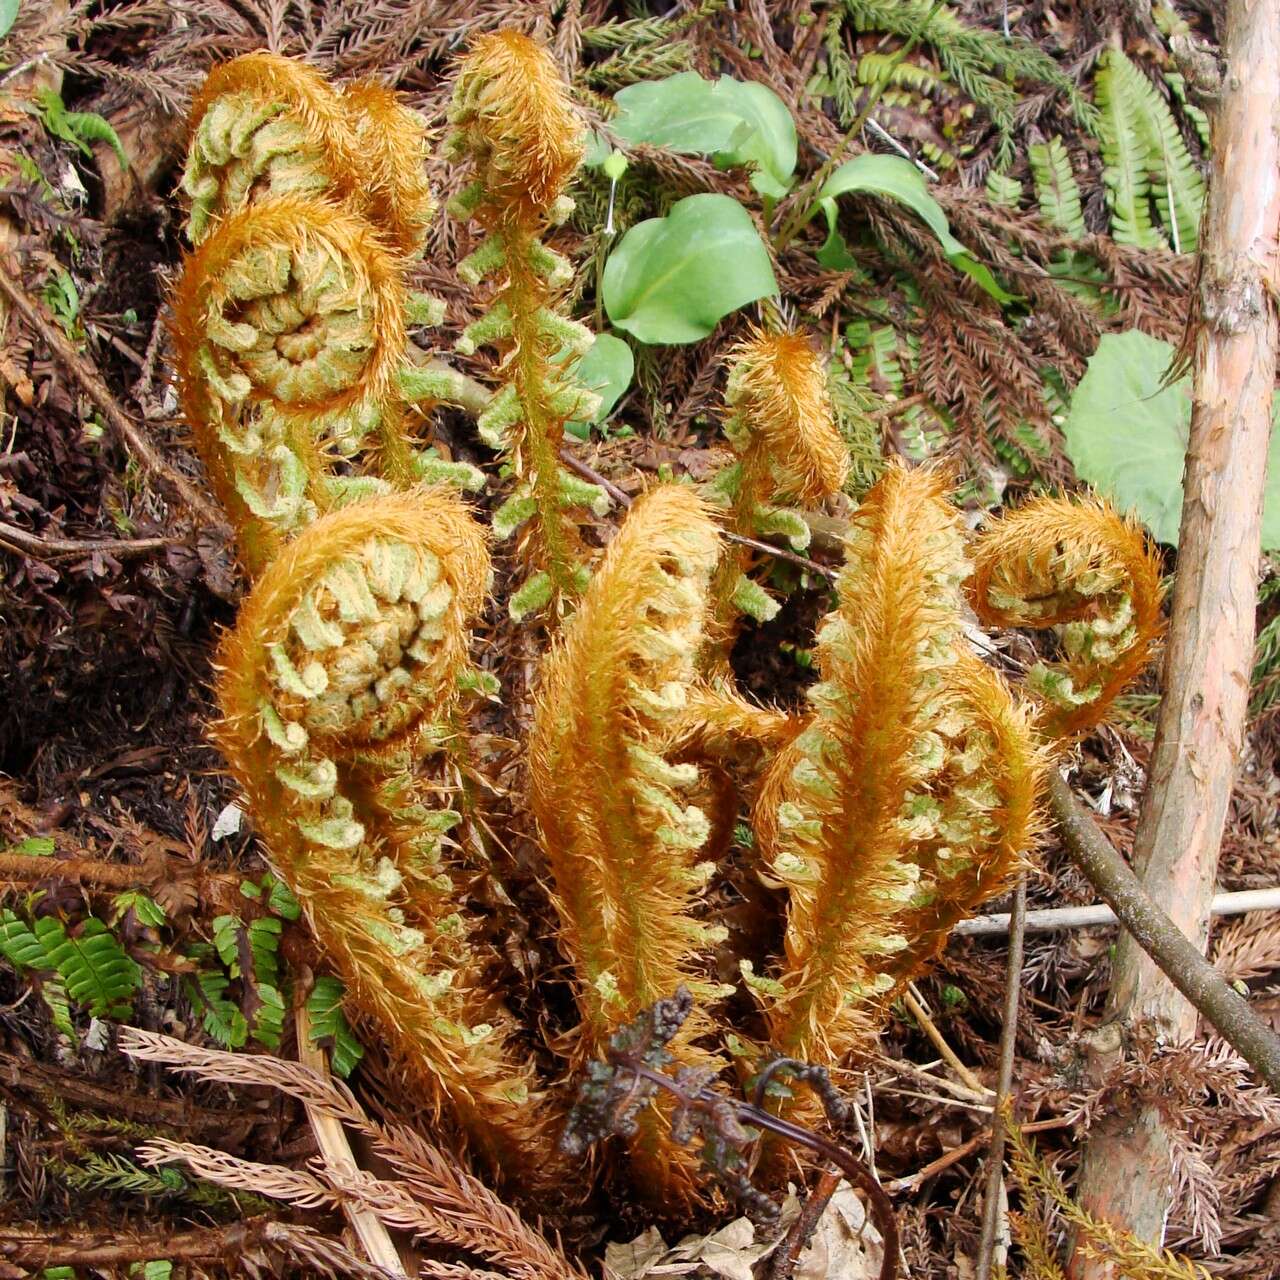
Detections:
[706, 328, 848, 643]
[969, 494, 1165, 739]
[214, 490, 559, 1183]
[529, 486, 729, 1204]
[183, 51, 434, 257]
[173, 196, 407, 574]
[749, 465, 974, 1061]
[445, 31, 608, 621]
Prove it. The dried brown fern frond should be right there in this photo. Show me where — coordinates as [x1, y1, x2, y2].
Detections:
[970, 494, 1166, 739]
[529, 485, 730, 1204]
[750, 462, 973, 1066]
[214, 490, 560, 1184]
[122, 1028, 585, 1280]
[172, 195, 408, 573]
[445, 30, 607, 621]
[706, 327, 848, 637]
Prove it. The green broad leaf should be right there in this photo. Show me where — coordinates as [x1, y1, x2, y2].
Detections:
[565, 333, 634, 438]
[815, 155, 1016, 304]
[111, 891, 166, 929]
[1063, 330, 1280, 548]
[0, 0, 19, 40]
[603, 194, 778, 344]
[609, 71, 797, 197]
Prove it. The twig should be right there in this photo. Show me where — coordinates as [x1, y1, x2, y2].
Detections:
[954, 886, 1280, 937]
[0, 259, 227, 532]
[901, 986, 992, 1097]
[975, 873, 1026, 1280]
[0, 852, 163, 889]
[0, 1218, 274, 1267]
[884, 1117, 1070, 1193]
[768, 1167, 841, 1280]
[1049, 773, 1280, 1093]
[294, 1005, 407, 1277]
[557, 447, 838, 580]
[0, 520, 181, 562]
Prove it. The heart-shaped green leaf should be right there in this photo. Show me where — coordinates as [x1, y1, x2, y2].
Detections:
[603, 193, 778, 344]
[816, 154, 1015, 304]
[1064, 329, 1280, 547]
[609, 72, 796, 198]
[565, 333, 635, 438]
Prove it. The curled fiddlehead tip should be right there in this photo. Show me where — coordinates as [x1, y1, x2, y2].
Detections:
[969, 493, 1166, 739]
[340, 79, 436, 257]
[172, 195, 409, 568]
[216, 486, 489, 758]
[724, 327, 849, 507]
[449, 30, 584, 222]
[185, 52, 434, 256]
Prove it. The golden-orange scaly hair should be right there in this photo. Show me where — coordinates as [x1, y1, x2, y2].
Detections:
[215, 489, 563, 1186]
[529, 486, 729, 1205]
[969, 494, 1166, 739]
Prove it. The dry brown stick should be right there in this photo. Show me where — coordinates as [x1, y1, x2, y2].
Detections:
[769, 1166, 841, 1280]
[975, 873, 1027, 1280]
[884, 1116, 1070, 1194]
[0, 852, 161, 889]
[0, 259, 227, 532]
[0, 520, 180, 562]
[1069, 0, 1280, 1269]
[901, 986, 991, 1097]
[557, 447, 838, 579]
[0, 1218, 273, 1267]
[294, 1005, 407, 1277]
[1050, 775, 1280, 1094]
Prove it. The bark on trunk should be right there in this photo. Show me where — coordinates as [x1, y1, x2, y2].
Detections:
[1069, 1, 1280, 1272]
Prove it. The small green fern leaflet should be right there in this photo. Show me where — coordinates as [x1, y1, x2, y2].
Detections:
[36, 89, 128, 168]
[306, 975, 366, 1077]
[1029, 137, 1086, 238]
[0, 911, 140, 1021]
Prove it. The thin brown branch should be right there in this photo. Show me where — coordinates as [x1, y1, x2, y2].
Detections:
[1049, 775, 1280, 1094]
[976, 873, 1027, 1279]
[0, 520, 180, 562]
[0, 258, 228, 531]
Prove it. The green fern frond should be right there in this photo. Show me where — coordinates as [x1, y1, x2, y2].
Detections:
[985, 170, 1023, 208]
[36, 89, 129, 169]
[1029, 137, 1086, 238]
[1095, 49, 1205, 252]
[842, 0, 1097, 164]
[0, 912, 140, 1021]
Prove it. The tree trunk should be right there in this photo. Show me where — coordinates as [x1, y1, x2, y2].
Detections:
[1068, 1, 1280, 1273]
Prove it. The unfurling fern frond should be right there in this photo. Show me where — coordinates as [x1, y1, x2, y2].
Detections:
[969, 494, 1165, 739]
[529, 486, 729, 1204]
[215, 490, 559, 1184]
[706, 329, 848, 639]
[183, 52, 435, 257]
[751, 464, 976, 1064]
[1028, 136, 1086, 239]
[173, 197, 408, 574]
[446, 31, 608, 621]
